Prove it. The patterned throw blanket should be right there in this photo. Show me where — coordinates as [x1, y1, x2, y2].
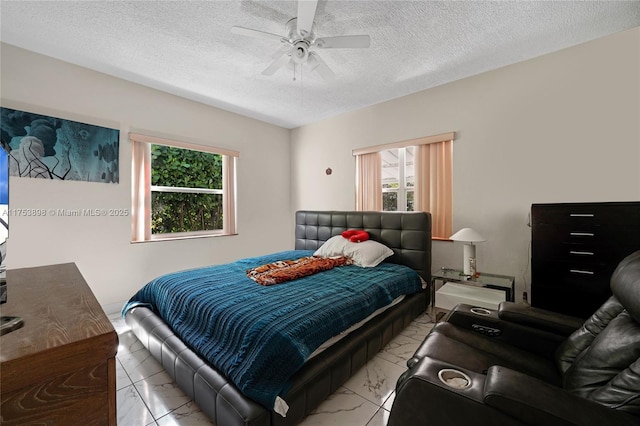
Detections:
[122, 250, 423, 414]
[247, 256, 353, 285]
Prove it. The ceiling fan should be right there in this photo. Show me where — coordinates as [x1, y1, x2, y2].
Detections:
[231, 0, 370, 81]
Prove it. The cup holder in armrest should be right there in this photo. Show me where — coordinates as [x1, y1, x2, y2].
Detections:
[470, 307, 493, 316]
[437, 368, 472, 390]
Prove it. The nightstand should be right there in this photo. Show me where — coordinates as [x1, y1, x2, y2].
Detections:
[431, 268, 515, 311]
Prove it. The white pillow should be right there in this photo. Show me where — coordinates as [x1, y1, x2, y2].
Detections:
[344, 239, 394, 267]
[313, 235, 349, 257]
[314, 235, 393, 268]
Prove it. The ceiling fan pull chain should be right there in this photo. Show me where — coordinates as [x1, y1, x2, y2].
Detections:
[300, 66, 304, 107]
[293, 63, 297, 81]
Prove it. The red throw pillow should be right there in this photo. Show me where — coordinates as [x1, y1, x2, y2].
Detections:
[341, 229, 369, 243]
[341, 230, 358, 239]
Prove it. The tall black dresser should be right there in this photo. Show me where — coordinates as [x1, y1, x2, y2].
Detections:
[531, 201, 640, 318]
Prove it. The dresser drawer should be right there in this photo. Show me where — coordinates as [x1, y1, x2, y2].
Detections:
[531, 241, 638, 264]
[531, 203, 640, 226]
[532, 260, 614, 291]
[531, 223, 639, 247]
[531, 283, 610, 319]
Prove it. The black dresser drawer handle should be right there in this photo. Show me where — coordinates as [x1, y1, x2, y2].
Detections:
[569, 251, 594, 256]
[570, 232, 595, 237]
[570, 269, 595, 275]
[570, 213, 595, 217]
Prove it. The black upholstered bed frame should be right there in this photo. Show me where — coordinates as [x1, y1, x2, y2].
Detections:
[124, 210, 432, 426]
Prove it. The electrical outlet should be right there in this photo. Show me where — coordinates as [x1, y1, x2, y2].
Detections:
[523, 291, 528, 302]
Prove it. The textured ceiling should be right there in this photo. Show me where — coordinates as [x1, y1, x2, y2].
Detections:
[1, 1, 639, 129]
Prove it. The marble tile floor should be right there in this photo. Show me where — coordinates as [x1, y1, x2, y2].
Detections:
[109, 312, 436, 426]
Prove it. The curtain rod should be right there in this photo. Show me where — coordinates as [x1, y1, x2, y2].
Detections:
[352, 132, 455, 156]
[129, 132, 240, 158]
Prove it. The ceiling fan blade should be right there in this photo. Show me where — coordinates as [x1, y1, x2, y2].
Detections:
[308, 52, 335, 81]
[231, 26, 284, 42]
[270, 46, 290, 60]
[315, 35, 370, 49]
[296, 0, 318, 38]
[262, 50, 291, 76]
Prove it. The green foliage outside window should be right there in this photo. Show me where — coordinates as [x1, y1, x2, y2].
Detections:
[383, 191, 414, 211]
[151, 145, 223, 234]
[383, 192, 398, 211]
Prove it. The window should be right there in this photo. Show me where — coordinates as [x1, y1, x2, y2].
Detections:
[382, 146, 414, 212]
[131, 133, 238, 242]
[151, 145, 224, 234]
[353, 132, 454, 239]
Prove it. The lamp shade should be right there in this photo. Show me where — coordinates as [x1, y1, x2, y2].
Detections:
[450, 228, 486, 243]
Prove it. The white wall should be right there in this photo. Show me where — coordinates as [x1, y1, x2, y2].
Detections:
[1, 43, 292, 310]
[291, 28, 640, 300]
[2, 28, 639, 309]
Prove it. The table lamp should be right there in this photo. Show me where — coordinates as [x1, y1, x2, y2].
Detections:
[450, 228, 486, 276]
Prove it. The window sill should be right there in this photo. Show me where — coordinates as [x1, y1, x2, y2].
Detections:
[432, 237, 453, 242]
[131, 231, 238, 243]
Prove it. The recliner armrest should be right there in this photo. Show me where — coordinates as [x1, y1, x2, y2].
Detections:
[389, 357, 523, 426]
[484, 366, 638, 426]
[498, 302, 584, 336]
[445, 304, 565, 359]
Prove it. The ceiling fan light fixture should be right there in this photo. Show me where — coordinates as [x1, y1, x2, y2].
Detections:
[292, 41, 309, 64]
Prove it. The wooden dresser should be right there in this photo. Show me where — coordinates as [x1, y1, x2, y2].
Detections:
[0, 263, 118, 425]
[531, 201, 640, 318]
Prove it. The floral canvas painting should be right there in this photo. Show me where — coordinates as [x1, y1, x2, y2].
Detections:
[1, 107, 119, 183]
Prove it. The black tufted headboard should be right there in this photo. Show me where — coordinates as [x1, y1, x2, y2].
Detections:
[295, 210, 432, 283]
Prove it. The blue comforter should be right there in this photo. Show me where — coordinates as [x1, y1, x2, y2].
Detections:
[123, 250, 423, 411]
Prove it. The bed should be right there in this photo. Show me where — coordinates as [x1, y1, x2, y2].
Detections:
[123, 210, 431, 426]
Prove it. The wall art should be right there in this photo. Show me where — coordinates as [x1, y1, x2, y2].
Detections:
[1, 107, 119, 183]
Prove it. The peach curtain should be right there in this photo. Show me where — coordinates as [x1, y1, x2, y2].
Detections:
[222, 155, 237, 234]
[355, 152, 382, 211]
[131, 140, 151, 242]
[415, 140, 453, 239]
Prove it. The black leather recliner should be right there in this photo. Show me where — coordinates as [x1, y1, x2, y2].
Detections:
[388, 250, 640, 426]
